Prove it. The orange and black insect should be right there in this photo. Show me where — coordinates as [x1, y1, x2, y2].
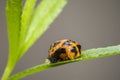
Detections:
[48, 39, 81, 63]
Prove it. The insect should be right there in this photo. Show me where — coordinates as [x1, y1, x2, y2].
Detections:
[48, 39, 81, 63]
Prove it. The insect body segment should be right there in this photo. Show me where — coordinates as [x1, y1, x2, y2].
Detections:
[48, 39, 81, 63]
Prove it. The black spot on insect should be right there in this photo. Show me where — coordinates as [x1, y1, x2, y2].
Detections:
[63, 41, 71, 46]
[68, 39, 75, 43]
[71, 47, 77, 55]
[77, 44, 81, 53]
[71, 40, 76, 43]
[53, 41, 60, 47]
[54, 48, 66, 58]
[51, 49, 54, 52]
[49, 45, 54, 53]
[48, 57, 60, 63]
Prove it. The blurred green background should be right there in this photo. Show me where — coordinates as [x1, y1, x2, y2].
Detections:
[0, 0, 120, 80]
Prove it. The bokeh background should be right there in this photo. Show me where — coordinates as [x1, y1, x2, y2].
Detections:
[0, 0, 120, 80]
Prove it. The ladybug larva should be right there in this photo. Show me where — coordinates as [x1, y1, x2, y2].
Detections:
[48, 39, 81, 63]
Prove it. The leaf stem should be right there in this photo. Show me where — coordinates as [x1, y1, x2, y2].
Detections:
[8, 45, 120, 80]
[1, 67, 11, 80]
[1, 62, 15, 80]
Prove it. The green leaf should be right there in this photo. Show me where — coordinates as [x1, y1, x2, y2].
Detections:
[9, 45, 120, 80]
[18, 0, 67, 60]
[20, 0, 37, 46]
[1, 0, 22, 80]
[2, 0, 67, 80]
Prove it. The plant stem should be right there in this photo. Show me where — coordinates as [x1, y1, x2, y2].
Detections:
[1, 63, 14, 80]
[8, 45, 120, 80]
